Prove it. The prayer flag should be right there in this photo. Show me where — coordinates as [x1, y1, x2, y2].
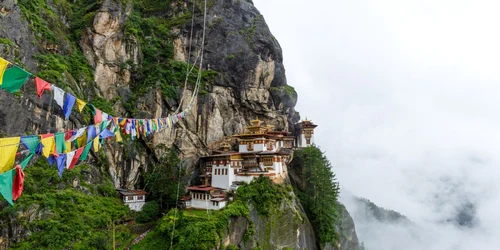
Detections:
[55, 132, 66, 154]
[102, 112, 108, 122]
[87, 125, 96, 143]
[115, 130, 123, 142]
[1, 66, 30, 93]
[56, 154, 66, 177]
[20, 136, 39, 154]
[75, 98, 86, 112]
[79, 143, 92, 161]
[63, 93, 76, 120]
[67, 147, 83, 170]
[66, 150, 75, 169]
[35, 77, 51, 98]
[12, 165, 24, 201]
[53, 87, 65, 109]
[47, 155, 56, 166]
[0, 169, 14, 205]
[93, 137, 100, 152]
[76, 131, 87, 148]
[69, 127, 86, 142]
[94, 109, 102, 124]
[100, 129, 114, 140]
[40, 134, 55, 158]
[0, 57, 9, 86]
[0, 137, 20, 173]
[19, 153, 34, 170]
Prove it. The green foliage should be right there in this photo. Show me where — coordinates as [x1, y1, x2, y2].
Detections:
[70, 0, 103, 40]
[284, 85, 298, 101]
[291, 146, 341, 245]
[238, 15, 262, 46]
[34, 51, 94, 90]
[144, 146, 182, 207]
[237, 176, 291, 216]
[136, 201, 160, 223]
[18, 0, 59, 43]
[0, 38, 14, 47]
[92, 96, 115, 115]
[225, 245, 238, 250]
[19, 0, 96, 100]
[123, 0, 216, 110]
[5, 158, 132, 250]
[133, 177, 291, 249]
[270, 85, 298, 103]
[134, 201, 249, 250]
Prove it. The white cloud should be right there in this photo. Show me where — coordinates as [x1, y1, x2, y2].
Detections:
[254, 0, 500, 249]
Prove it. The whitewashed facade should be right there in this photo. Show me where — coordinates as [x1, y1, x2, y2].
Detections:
[118, 189, 147, 211]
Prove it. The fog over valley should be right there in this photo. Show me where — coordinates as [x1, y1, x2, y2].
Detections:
[255, 0, 500, 249]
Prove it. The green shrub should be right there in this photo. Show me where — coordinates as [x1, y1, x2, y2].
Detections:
[6, 158, 132, 250]
[236, 176, 291, 216]
[136, 201, 160, 223]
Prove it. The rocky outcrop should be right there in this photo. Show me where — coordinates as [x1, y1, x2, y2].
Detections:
[80, 0, 139, 99]
[221, 194, 317, 250]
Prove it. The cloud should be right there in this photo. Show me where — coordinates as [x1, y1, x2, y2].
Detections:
[254, 0, 500, 249]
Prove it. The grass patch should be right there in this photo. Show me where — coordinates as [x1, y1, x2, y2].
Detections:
[2, 158, 133, 250]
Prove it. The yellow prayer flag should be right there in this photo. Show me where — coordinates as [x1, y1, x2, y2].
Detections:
[93, 137, 100, 152]
[76, 133, 87, 148]
[115, 130, 123, 142]
[40, 136, 55, 159]
[0, 137, 20, 173]
[0, 57, 9, 86]
[75, 98, 87, 112]
[65, 141, 72, 153]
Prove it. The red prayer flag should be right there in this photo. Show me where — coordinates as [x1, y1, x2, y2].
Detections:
[64, 130, 73, 140]
[12, 165, 24, 201]
[94, 109, 102, 124]
[35, 77, 51, 99]
[68, 147, 84, 170]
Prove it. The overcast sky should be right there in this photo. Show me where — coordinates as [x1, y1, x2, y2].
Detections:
[253, 0, 500, 249]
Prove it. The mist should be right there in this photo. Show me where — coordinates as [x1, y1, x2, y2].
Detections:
[254, 0, 500, 249]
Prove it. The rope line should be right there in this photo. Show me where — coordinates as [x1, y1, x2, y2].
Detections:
[170, 0, 208, 248]
[175, 1, 198, 114]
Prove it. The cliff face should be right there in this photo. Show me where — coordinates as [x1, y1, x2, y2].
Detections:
[221, 196, 318, 250]
[0, 0, 357, 249]
[0, 0, 298, 189]
[76, 0, 300, 189]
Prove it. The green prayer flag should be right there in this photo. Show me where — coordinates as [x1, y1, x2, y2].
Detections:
[79, 143, 92, 161]
[1, 66, 30, 93]
[88, 104, 96, 115]
[0, 169, 14, 206]
[55, 132, 66, 154]
[100, 119, 108, 131]
[20, 153, 34, 170]
[22, 136, 39, 154]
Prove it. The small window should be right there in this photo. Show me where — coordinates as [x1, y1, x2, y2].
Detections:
[127, 196, 133, 201]
[137, 195, 144, 200]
